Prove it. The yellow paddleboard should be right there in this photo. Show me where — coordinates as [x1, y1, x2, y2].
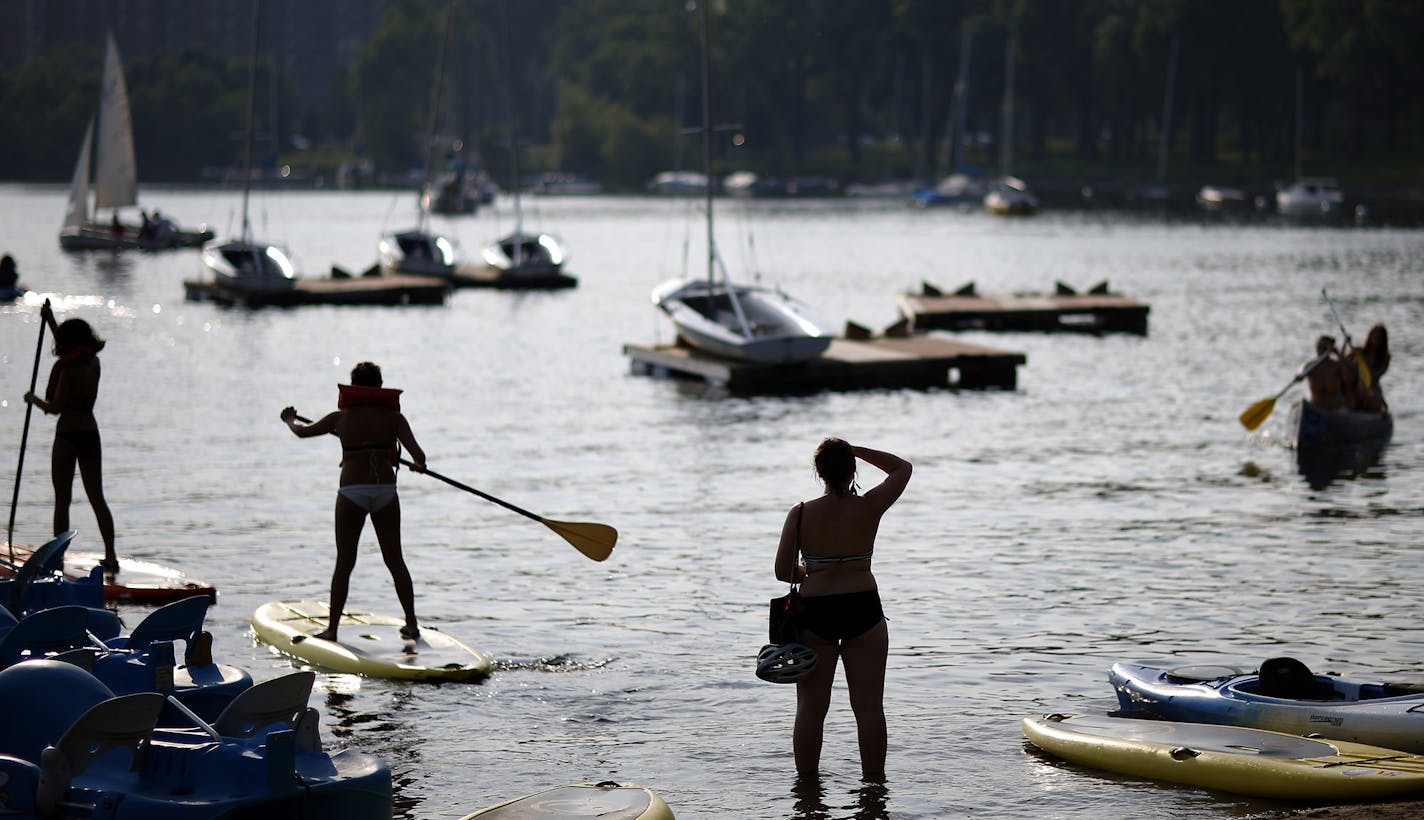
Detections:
[1023, 713, 1424, 801]
[252, 600, 492, 682]
[458, 782, 673, 819]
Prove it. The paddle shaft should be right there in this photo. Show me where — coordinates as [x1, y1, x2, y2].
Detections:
[7, 303, 48, 561]
[1321, 287, 1354, 351]
[291, 413, 539, 523]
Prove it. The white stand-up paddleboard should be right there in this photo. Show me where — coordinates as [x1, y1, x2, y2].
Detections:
[252, 600, 492, 682]
[458, 782, 674, 819]
[1024, 713, 1424, 800]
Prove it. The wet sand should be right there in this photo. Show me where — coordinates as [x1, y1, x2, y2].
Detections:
[1273, 800, 1424, 819]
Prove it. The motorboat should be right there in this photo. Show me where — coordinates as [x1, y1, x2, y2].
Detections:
[58, 33, 212, 251]
[983, 176, 1039, 216]
[0, 661, 391, 818]
[908, 173, 986, 208]
[1110, 659, 1424, 754]
[1276, 177, 1343, 217]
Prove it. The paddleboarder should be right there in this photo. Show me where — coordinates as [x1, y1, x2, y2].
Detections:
[22, 304, 118, 572]
[774, 438, 911, 783]
[280, 362, 426, 643]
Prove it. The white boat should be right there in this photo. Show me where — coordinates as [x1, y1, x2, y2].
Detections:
[199, 2, 297, 295]
[1196, 184, 1247, 211]
[58, 33, 212, 252]
[983, 176, 1039, 216]
[481, 232, 566, 279]
[1276, 177, 1344, 217]
[652, 278, 831, 365]
[649, 2, 831, 365]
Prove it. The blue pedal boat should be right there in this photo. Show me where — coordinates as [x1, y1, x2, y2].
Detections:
[0, 661, 392, 819]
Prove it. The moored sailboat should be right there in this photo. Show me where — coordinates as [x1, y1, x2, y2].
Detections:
[58, 33, 213, 251]
[650, 0, 831, 364]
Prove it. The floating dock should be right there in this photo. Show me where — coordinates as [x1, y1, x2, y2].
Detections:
[183, 273, 448, 307]
[624, 331, 1025, 393]
[899, 281, 1149, 335]
[446, 264, 577, 290]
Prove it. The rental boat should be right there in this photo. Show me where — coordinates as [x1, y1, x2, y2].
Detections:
[58, 33, 212, 252]
[650, 1, 831, 365]
[1287, 398, 1392, 449]
[1109, 659, 1424, 753]
[0, 661, 391, 818]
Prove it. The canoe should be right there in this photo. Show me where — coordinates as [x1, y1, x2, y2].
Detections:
[1023, 713, 1424, 800]
[1109, 660, 1424, 753]
[0, 660, 391, 818]
[252, 600, 493, 682]
[459, 782, 674, 820]
[1287, 399, 1392, 448]
[2, 539, 216, 604]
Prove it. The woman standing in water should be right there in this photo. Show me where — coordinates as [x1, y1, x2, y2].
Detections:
[280, 361, 426, 643]
[775, 438, 912, 782]
[24, 304, 118, 570]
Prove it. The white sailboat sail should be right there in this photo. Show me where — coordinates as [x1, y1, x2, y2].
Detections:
[63, 118, 95, 233]
[94, 32, 138, 211]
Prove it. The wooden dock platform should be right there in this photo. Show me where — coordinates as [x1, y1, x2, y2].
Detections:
[447, 264, 577, 290]
[624, 332, 1026, 393]
[900, 281, 1149, 335]
[183, 273, 448, 307]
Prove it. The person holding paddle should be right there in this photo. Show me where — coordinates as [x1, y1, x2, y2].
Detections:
[775, 438, 911, 783]
[280, 362, 427, 643]
[22, 304, 118, 572]
[1305, 335, 1356, 412]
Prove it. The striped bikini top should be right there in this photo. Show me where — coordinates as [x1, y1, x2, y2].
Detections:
[796, 501, 873, 565]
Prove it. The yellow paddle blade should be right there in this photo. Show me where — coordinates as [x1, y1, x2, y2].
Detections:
[1239, 397, 1276, 431]
[542, 519, 617, 561]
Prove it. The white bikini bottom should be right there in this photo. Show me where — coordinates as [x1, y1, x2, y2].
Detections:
[337, 484, 398, 513]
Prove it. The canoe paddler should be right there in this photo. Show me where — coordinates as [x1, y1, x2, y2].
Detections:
[280, 361, 427, 643]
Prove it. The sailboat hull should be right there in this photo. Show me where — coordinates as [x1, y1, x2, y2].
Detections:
[481, 233, 566, 279]
[652, 279, 832, 365]
[60, 223, 213, 251]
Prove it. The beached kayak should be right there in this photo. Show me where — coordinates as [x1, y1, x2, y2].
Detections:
[1110, 659, 1424, 753]
[252, 600, 492, 682]
[1023, 712, 1424, 800]
[459, 782, 674, 819]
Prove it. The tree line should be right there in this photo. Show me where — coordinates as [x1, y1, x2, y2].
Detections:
[2, 0, 1420, 190]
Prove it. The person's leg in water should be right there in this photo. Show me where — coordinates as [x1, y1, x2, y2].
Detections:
[793, 629, 840, 777]
[370, 497, 419, 641]
[74, 441, 116, 569]
[317, 494, 366, 641]
[841, 619, 889, 782]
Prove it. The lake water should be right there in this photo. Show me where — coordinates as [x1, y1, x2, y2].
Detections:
[1, 184, 1421, 819]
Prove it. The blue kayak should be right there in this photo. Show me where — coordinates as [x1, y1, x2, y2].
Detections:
[1110, 659, 1424, 753]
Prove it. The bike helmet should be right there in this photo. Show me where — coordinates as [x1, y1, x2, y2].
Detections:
[756, 642, 818, 683]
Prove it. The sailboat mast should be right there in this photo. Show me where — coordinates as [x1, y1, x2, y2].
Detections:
[240, 0, 260, 243]
[1293, 65, 1304, 181]
[500, 0, 524, 262]
[1155, 34, 1179, 187]
[998, 33, 1014, 179]
[700, 0, 713, 283]
[421, 0, 455, 232]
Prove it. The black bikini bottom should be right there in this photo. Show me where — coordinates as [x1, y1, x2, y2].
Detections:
[800, 589, 885, 643]
[56, 428, 101, 454]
